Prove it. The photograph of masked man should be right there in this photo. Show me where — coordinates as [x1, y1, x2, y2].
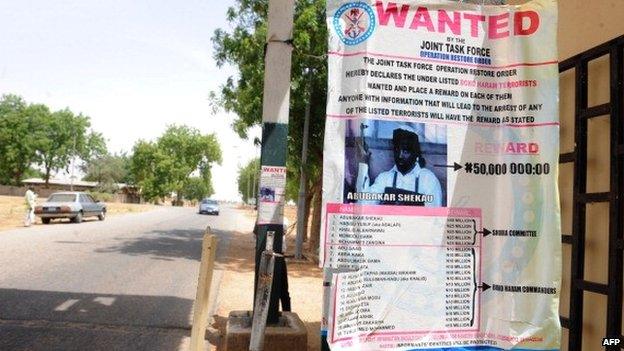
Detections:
[355, 127, 443, 206]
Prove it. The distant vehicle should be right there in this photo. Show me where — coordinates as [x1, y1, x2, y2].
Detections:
[34, 192, 106, 224]
[198, 198, 219, 215]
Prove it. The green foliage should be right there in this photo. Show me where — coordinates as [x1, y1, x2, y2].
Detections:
[181, 177, 213, 202]
[130, 125, 222, 202]
[85, 132, 107, 163]
[238, 158, 260, 203]
[0, 94, 106, 186]
[83, 153, 131, 193]
[22, 167, 45, 180]
[211, 0, 327, 202]
[35, 108, 106, 184]
[0, 95, 41, 185]
[88, 191, 115, 202]
[130, 141, 167, 201]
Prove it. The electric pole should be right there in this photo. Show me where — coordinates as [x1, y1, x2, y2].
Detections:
[247, 171, 252, 204]
[295, 69, 312, 259]
[253, 0, 295, 327]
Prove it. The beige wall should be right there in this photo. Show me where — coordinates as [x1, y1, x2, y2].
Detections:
[507, 0, 624, 59]
[557, 0, 624, 60]
[508, 1, 622, 349]
[0, 185, 138, 204]
[552, 0, 620, 350]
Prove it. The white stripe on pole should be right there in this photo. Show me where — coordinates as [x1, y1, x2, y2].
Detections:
[261, 0, 295, 125]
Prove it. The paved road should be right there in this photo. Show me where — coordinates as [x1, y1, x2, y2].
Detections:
[0, 204, 254, 351]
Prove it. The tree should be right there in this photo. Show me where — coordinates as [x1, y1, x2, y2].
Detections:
[212, 0, 327, 252]
[238, 158, 260, 203]
[130, 125, 222, 202]
[0, 94, 107, 186]
[34, 108, 106, 186]
[84, 132, 107, 164]
[181, 177, 213, 202]
[83, 153, 131, 193]
[0, 95, 42, 185]
[130, 140, 168, 201]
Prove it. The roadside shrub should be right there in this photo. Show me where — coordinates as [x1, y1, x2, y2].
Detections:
[88, 191, 115, 202]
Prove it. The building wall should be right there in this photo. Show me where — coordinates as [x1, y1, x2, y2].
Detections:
[0, 185, 138, 204]
[0, 185, 58, 198]
[557, 0, 624, 60]
[557, 2, 622, 351]
[508, 0, 623, 349]
[504, 0, 624, 58]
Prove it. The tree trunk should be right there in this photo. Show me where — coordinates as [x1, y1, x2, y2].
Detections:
[12, 169, 23, 186]
[309, 183, 322, 256]
[175, 188, 184, 206]
[303, 187, 313, 242]
[44, 165, 51, 188]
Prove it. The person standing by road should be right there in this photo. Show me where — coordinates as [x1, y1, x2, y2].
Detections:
[24, 187, 37, 227]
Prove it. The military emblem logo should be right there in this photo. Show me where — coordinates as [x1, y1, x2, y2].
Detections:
[333, 2, 376, 45]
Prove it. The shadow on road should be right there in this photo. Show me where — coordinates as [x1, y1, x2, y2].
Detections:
[0, 288, 194, 351]
[212, 230, 322, 278]
[93, 228, 210, 261]
[212, 230, 256, 273]
[88, 218, 320, 278]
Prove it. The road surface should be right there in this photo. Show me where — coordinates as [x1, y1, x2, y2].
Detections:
[0, 204, 254, 351]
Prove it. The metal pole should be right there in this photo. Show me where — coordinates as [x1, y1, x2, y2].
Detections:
[295, 69, 312, 259]
[247, 171, 252, 204]
[70, 134, 76, 191]
[253, 0, 295, 327]
[252, 163, 257, 203]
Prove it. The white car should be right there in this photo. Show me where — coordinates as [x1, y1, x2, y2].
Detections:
[198, 198, 219, 215]
[35, 192, 107, 224]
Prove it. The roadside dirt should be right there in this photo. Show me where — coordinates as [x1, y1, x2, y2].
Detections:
[211, 206, 322, 351]
[0, 195, 155, 232]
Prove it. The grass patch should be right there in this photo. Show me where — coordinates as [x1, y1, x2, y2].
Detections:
[0, 195, 155, 232]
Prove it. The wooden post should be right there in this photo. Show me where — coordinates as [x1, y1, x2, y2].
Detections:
[190, 227, 218, 351]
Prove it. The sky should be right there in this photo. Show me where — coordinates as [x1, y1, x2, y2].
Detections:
[0, 0, 261, 201]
